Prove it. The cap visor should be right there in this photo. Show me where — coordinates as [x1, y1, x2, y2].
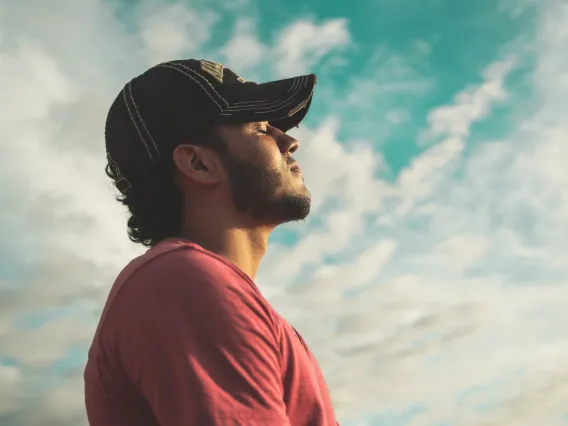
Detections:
[218, 74, 317, 132]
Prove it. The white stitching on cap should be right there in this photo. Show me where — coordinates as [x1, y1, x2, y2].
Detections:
[159, 63, 312, 117]
[127, 82, 160, 159]
[224, 77, 306, 110]
[122, 85, 154, 160]
[223, 76, 307, 112]
[227, 86, 306, 113]
[286, 77, 298, 92]
[219, 96, 299, 116]
[156, 64, 226, 112]
[168, 62, 229, 107]
[229, 99, 288, 108]
[253, 97, 298, 114]
[230, 99, 271, 106]
[167, 62, 308, 113]
[287, 76, 300, 93]
[174, 61, 302, 107]
[226, 96, 300, 109]
[224, 76, 306, 111]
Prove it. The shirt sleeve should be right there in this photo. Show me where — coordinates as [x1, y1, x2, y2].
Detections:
[101, 250, 290, 426]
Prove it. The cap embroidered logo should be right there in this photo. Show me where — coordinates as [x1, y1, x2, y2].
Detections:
[200, 60, 224, 83]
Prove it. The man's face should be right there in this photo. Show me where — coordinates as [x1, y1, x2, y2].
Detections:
[217, 121, 311, 225]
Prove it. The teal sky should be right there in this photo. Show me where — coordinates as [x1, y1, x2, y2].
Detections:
[2, 0, 568, 425]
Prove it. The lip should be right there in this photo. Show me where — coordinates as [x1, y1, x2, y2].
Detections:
[290, 163, 302, 173]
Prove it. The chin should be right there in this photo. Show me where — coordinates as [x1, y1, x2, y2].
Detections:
[279, 190, 311, 223]
[251, 189, 311, 225]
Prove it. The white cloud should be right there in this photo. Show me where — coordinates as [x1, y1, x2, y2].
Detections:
[266, 2, 568, 424]
[312, 45, 433, 145]
[386, 109, 410, 123]
[274, 18, 351, 77]
[138, 2, 218, 65]
[219, 17, 352, 81]
[2, 1, 568, 426]
[394, 136, 464, 216]
[0, 365, 21, 413]
[431, 233, 491, 269]
[412, 39, 432, 56]
[220, 17, 265, 72]
[0, 45, 75, 123]
[0, 2, 355, 425]
[420, 56, 515, 143]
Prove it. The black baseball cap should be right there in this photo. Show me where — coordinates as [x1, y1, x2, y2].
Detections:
[105, 59, 317, 194]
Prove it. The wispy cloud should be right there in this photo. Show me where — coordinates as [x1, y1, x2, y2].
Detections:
[274, 18, 351, 77]
[138, 2, 219, 64]
[266, 2, 568, 424]
[419, 57, 515, 143]
[220, 17, 265, 71]
[1, 0, 568, 425]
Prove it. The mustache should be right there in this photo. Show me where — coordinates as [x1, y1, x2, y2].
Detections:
[285, 156, 296, 166]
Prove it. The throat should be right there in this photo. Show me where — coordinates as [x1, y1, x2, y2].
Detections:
[181, 226, 271, 280]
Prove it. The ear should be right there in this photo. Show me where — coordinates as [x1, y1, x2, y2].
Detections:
[172, 144, 224, 185]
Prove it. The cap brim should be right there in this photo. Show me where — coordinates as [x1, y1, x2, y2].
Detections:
[217, 74, 317, 133]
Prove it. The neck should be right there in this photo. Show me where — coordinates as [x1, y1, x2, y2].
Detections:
[181, 216, 273, 280]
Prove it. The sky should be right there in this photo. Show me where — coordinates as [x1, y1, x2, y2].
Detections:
[1, 0, 568, 425]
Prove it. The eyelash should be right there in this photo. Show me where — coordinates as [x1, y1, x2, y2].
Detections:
[258, 128, 268, 134]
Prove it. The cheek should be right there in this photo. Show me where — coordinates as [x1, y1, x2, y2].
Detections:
[250, 141, 284, 170]
[227, 132, 285, 171]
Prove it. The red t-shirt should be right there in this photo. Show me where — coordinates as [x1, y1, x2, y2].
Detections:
[84, 239, 338, 426]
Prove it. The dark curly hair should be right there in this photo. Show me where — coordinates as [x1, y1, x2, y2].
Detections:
[105, 126, 226, 247]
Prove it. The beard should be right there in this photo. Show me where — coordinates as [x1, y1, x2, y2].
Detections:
[219, 151, 311, 225]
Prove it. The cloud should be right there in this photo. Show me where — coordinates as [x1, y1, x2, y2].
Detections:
[219, 17, 352, 80]
[431, 233, 491, 269]
[311, 44, 433, 144]
[419, 56, 515, 143]
[0, 2, 355, 425]
[137, 2, 219, 65]
[220, 17, 265, 72]
[0, 365, 21, 414]
[2, 0, 568, 426]
[274, 18, 351, 77]
[265, 1, 568, 423]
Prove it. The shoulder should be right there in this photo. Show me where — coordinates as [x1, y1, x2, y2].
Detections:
[118, 239, 250, 301]
[101, 239, 273, 332]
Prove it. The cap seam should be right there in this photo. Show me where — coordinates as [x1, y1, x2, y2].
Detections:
[166, 62, 229, 108]
[156, 63, 226, 113]
[127, 81, 160, 160]
[122, 84, 155, 161]
[170, 61, 230, 107]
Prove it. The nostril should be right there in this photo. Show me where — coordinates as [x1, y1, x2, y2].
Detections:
[289, 142, 299, 154]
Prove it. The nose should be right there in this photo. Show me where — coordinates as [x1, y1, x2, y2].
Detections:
[277, 132, 300, 155]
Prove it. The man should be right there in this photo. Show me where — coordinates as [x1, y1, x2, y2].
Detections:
[84, 59, 339, 426]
